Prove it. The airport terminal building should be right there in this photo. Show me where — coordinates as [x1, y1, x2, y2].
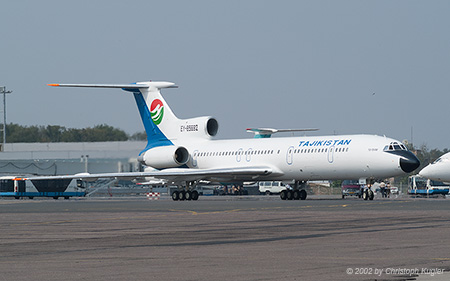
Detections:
[0, 141, 146, 177]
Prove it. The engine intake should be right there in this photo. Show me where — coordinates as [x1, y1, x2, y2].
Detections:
[178, 116, 219, 139]
[139, 146, 189, 169]
[206, 118, 218, 137]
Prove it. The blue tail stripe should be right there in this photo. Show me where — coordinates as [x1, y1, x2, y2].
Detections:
[133, 92, 173, 154]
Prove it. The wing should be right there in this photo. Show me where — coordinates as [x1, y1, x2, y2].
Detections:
[20, 166, 283, 184]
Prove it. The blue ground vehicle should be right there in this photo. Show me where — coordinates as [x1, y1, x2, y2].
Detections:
[408, 175, 449, 197]
[0, 177, 86, 199]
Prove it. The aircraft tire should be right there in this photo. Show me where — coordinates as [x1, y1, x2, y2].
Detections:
[299, 189, 307, 200]
[293, 190, 300, 200]
[191, 190, 199, 200]
[179, 191, 186, 201]
[280, 190, 287, 200]
[286, 190, 294, 200]
[172, 191, 179, 201]
[185, 191, 192, 201]
[368, 190, 374, 200]
[363, 190, 368, 200]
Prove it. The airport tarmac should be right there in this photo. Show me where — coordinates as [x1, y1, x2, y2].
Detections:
[0, 195, 449, 281]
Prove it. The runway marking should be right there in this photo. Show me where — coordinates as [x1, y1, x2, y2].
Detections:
[166, 200, 413, 216]
[168, 208, 243, 215]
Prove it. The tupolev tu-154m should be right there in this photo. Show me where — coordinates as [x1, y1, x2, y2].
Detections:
[19, 81, 420, 201]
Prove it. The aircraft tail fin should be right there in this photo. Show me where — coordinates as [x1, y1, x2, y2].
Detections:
[48, 81, 218, 154]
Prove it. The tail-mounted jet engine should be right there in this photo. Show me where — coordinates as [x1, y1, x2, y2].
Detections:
[177, 117, 218, 139]
[138, 146, 189, 169]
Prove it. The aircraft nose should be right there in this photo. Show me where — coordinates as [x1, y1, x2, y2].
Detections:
[418, 165, 431, 178]
[400, 151, 420, 173]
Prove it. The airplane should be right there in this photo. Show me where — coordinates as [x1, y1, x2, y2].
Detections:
[20, 81, 420, 201]
[419, 152, 450, 182]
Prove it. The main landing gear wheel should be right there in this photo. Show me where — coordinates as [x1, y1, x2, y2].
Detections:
[185, 190, 192, 201]
[172, 190, 200, 201]
[299, 189, 307, 200]
[179, 191, 186, 201]
[293, 190, 300, 200]
[286, 190, 294, 200]
[191, 190, 199, 200]
[280, 190, 287, 200]
[172, 191, 179, 201]
[280, 189, 307, 201]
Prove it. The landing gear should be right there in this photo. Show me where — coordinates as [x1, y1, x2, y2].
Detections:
[191, 190, 199, 200]
[171, 182, 199, 201]
[280, 190, 287, 200]
[280, 181, 307, 201]
[299, 189, 307, 200]
[172, 190, 180, 201]
[363, 189, 374, 200]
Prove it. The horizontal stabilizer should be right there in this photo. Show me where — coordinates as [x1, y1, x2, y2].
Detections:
[247, 128, 319, 138]
[48, 81, 177, 90]
[48, 83, 148, 89]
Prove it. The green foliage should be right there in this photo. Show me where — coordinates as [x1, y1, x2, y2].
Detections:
[5, 123, 144, 143]
[129, 131, 147, 141]
[330, 180, 343, 188]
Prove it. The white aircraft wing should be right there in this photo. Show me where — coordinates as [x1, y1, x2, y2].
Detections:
[20, 166, 282, 183]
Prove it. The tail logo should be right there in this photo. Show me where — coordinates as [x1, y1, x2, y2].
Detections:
[150, 99, 164, 125]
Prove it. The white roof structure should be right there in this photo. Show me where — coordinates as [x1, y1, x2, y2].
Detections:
[1, 141, 147, 160]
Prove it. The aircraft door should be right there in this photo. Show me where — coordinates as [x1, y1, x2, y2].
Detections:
[192, 150, 198, 167]
[286, 146, 294, 165]
[327, 146, 334, 163]
[236, 148, 243, 162]
[246, 148, 253, 162]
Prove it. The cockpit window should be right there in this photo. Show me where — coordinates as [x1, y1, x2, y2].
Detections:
[432, 157, 442, 164]
[383, 142, 407, 152]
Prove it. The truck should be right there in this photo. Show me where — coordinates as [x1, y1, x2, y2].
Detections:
[408, 175, 449, 197]
[0, 177, 86, 199]
[341, 180, 363, 199]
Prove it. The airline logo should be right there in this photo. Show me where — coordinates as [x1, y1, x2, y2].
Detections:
[150, 99, 164, 125]
[298, 139, 352, 147]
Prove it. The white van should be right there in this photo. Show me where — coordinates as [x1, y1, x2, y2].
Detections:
[259, 181, 287, 195]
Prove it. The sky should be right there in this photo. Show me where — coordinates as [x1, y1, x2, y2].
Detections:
[1, 0, 449, 149]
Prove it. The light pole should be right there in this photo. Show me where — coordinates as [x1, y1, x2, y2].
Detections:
[0, 86, 12, 150]
[81, 155, 89, 173]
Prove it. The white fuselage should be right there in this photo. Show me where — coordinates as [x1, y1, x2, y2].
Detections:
[419, 152, 450, 182]
[47, 81, 419, 186]
[175, 134, 405, 181]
